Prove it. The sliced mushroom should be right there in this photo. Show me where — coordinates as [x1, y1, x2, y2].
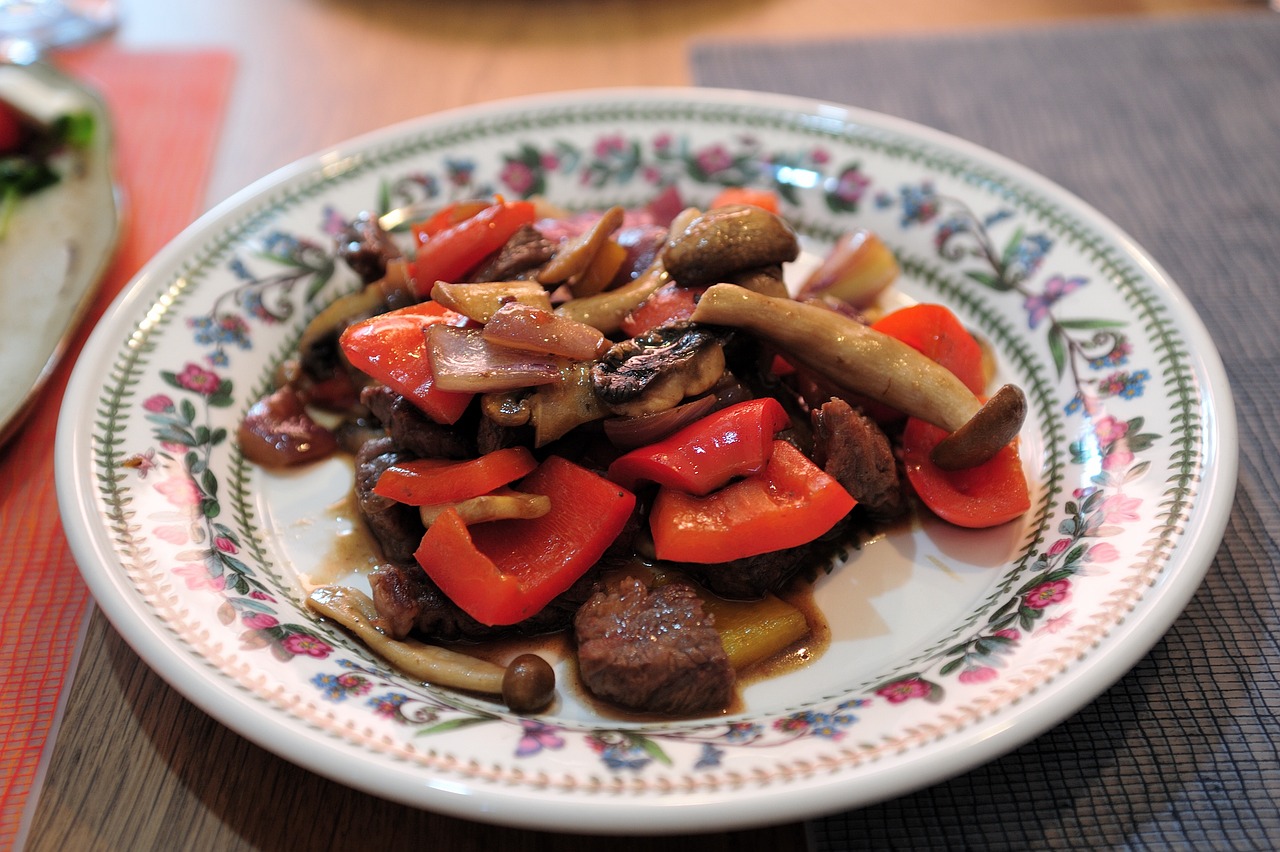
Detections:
[481, 390, 533, 427]
[537, 205, 625, 292]
[527, 361, 610, 446]
[663, 204, 800, 287]
[418, 488, 552, 527]
[591, 323, 726, 418]
[430, 279, 552, 323]
[553, 207, 698, 335]
[307, 585, 556, 713]
[690, 284, 1025, 469]
[553, 262, 669, 335]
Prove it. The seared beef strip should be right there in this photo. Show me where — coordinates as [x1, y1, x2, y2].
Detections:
[470, 225, 558, 282]
[370, 560, 605, 642]
[574, 576, 733, 715]
[336, 211, 401, 284]
[672, 398, 901, 600]
[354, 436, 423, 565]
[677, 546, 817, 601]
[361, 385, 475, 460]
[811, 397, 905, 521]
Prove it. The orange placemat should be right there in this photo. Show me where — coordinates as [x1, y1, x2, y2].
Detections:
[0, 45, 234, 848]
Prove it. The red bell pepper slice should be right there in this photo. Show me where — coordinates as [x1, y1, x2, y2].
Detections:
[619, 282, 705, 338]
[415, 456, 637, 626]
[373, 446, 538, 506]
[608, 398, 791, 496]
[871, 303, 987, 396]
[338, 301, 474, 424]
[650, 440, 856, 564]
[410, 199, 536, 298]
[901, 416, 1031, 528]
[709, 187, 781, 214]
[413, 199, 494, 238]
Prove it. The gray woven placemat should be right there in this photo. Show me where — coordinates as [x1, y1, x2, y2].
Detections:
[693, 12, 1280, 851]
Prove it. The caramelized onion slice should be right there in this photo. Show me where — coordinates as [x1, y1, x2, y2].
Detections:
[482, 302, 607, 361]
[427, 325, 566, 393]
[237, 386, 338, 468]
[601, 393, 718, 450]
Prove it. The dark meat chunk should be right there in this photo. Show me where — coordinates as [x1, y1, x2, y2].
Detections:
[336, 211, 401, 284]
[811, 397, 905, 520]
[676, 545, 814, 601]
[361, 385, 474, 460]
[475, 413, 530, 455]
[354, 437, 423, 565]
[470, 225, 557, 282]
[369, 560, 603, 642]
[574, 576, 733, 715]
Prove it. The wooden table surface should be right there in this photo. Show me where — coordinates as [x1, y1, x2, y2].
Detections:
[26, 1, 1240, 849]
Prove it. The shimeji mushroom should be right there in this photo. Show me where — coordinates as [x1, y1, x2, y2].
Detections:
[690, 284, 1026, 470]
[307, 585, 556, 713]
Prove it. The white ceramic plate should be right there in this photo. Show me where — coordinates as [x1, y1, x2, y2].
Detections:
[56, 88, 1236, 834]
[0, 61, 118, 445]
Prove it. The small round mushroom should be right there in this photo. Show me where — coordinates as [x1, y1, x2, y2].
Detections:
[502, 654, 556, 713]
[663, 204, 800, 287]
[690, 284, 1027, 469]
[591, 323, 726, 418]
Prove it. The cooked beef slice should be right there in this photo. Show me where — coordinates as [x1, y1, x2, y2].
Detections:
[469, 225, 557, 282]
[361, 384, 474, 460]
[336, 211, 401, 284]
[811, 397, 905, 520]
[354, 436, 424, 565]
[369, 560, 602, 642]
[574, 576, 733, 715]
[676, 543, 815, 601]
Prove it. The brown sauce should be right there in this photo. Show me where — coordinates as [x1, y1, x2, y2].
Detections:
[315, 486, 868, 720]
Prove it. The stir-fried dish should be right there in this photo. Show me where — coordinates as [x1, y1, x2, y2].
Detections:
[239, 189, 1031, 717]
[0, 70, 95, 238]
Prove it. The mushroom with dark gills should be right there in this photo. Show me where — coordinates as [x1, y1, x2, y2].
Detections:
[690, 284, 1027, 470]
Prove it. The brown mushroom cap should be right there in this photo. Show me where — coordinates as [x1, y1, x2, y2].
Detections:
[663, 204, 800, 287]
[929, 384, 1028, 470]
[591, 323, 726, 417]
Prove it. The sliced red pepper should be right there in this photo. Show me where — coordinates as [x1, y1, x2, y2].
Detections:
[607, 398, 791, 496]
[709, 187, 781, 214]
[338, 301, 474, 424]
[373, 446, 538, 506]
[650, 440, 855, 564]
[413, 199, 494, 239]
[410, 199, 536, 298]
[619, 282, 704, 338]
[415, 456, 636, 626]
[902, 416, 1030, 528]
[871, 303, 987, 396]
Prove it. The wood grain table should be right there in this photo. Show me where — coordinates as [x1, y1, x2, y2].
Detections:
[24, 1, 1245, 849]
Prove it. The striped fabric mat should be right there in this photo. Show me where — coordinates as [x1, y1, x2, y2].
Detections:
[693, 12, 1280, 850]
[0, 46, 233, 849]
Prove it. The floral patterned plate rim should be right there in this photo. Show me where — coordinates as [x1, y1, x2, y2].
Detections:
[55, 87, 1236, 834]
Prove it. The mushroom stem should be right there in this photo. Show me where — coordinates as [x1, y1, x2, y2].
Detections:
[306, 585, 506, 694]
[690, 284, 1025, 468]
